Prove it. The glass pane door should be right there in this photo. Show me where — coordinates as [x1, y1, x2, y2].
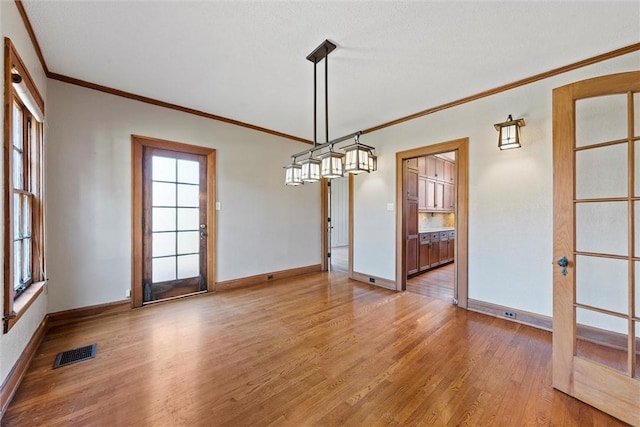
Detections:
[143, 148, 208, 303]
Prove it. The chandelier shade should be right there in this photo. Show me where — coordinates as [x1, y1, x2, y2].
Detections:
[284, 162, 303, 186]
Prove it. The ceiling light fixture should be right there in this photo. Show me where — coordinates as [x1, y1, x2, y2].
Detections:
[284, 40, 376, 185]
[494, 114, 525, 150]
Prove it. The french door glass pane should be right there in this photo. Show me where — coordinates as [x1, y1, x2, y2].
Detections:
[636, 202, 640, 258]
[177, 231, 199, 255]
[634, 93, 639, 138]
[635, 140, 639, 197]
[636, 262, 640, 318]
[575, 144, 627, 199]
[576, 307, 628, 375]
[177, 159, 199, 184]
[152, 257, 176, 283]
[575, 202, 628, 256]
[177, 254, 198, 279]
[152, 207, 175, 232]
[177, 184, 199, 207]
[576, 255, 628, 315]
[152, 156, 176, 182]
[575, 95, 627, 147]
[152, 182, 176, 206]
[152, 232, 176, 257]
[636, 321, 639, 379]
[177, 208, 199, 230]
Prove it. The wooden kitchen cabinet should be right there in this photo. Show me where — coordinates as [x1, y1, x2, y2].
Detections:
[418, 156, 428, 177]
[448, 231, 455, 261]
[418, 177, 428, 210]
[419, 234, 431, 271]
[443, 183, 454, 211]
[444, 160, 455, 184]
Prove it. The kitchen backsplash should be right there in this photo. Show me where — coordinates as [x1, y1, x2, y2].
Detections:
[419, 212, 455, 230]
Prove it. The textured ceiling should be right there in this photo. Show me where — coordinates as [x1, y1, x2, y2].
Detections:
[20, 1, 640, 142]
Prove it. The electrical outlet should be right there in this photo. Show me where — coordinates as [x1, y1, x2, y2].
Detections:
[369, 277, 376, 283]
[267, 275, 273, 280]
[504, 311, 516, 319]
[125, 289, 131, 299]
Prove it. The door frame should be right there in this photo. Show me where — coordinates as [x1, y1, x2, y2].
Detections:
[395, 137, 469, 308]
[131, 135, 217, 308]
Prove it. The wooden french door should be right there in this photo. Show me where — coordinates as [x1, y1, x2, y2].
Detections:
[552, 71, 640, 425]
[132, 136, 216, 307]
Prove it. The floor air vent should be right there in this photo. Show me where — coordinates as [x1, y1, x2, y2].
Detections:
[53, 343, 97, 369]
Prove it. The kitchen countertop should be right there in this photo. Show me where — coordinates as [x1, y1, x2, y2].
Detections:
[418, 227, 455, 234]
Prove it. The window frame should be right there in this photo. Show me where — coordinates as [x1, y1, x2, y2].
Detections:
[3, 38, 46, 333]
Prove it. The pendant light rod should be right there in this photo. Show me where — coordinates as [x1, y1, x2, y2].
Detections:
[325, 43, 329, 143]
[313, 57, 317, 146]
[290, 130, 363, 159]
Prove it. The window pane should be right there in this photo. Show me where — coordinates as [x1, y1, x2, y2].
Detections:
[575, 202, 628, 256]
[177, 254, 199, 279]
[152, 207, 175, 232]
[152, 232, 176, 257]
[576, 255, 628, 315]
[12, 149, 22, 190]
[575, 143, 627, 199]
[152, 156, 176, 182]
[152, 256, 176, 283]
[575, 94, 627, 147]
[13, 193, 21, 239]
[177, 184, 199, 207]
[177, 231, 199, 255]
[636, 261, 640, 318]
[177, 208, 199, 231]
[13, 241, 22, 291]
[12, 103, 22, 149]
[22, 237, 31, 281]
[635, 140, 639, 197]
[152, 182, 176, 207]
[634, 92, 640, 138]
[177, 159, 199, 184]
[23, 194, 31, 237]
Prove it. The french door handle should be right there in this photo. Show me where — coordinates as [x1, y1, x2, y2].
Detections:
[200, 230, 207, 239]
[557, 256, 569, 276]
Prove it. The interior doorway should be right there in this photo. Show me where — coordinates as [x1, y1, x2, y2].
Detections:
[329, 176, 349, 273]
[395, 138, 468, 308]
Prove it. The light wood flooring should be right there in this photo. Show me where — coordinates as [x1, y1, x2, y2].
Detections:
[407, 263, 455, 302]
[2, 271, 626, 426]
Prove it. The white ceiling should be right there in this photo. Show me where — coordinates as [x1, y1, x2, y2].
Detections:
[21, 1, 640, 142]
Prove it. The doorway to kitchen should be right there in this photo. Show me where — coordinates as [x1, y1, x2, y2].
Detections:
[396, 138, 468, 308]
[329, 175, 349, 274]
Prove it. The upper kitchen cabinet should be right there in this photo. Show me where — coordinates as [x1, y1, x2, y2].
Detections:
[418, 154, 455, 213]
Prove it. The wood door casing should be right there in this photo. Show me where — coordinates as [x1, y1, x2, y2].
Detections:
[552, 71, 640, 425]
[131, 135, 216, 308]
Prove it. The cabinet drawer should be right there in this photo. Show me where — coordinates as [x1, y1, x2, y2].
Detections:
[449, 230, 455, 238]
[440, 232, 449, 240]
[429, 232, 439, 241]
[419, 234, 430, 244]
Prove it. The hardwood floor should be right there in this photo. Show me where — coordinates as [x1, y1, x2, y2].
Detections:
[2, 271, 626, 426]
[407, 263, 455, 301]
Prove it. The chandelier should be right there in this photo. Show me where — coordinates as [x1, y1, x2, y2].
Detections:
[284, 40, 377, 186]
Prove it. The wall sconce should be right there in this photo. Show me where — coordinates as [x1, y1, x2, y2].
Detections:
[494, 114, 525, 150]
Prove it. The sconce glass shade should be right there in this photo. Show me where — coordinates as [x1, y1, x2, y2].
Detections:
[284, 162, 303, 186]
[318, 151, 344, 179]
[300, 157, 321, 182]
[343, 143, 372, 174]
[368, 154, 377, 172]
[494, 114, 525, 150]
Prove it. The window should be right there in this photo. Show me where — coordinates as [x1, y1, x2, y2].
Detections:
[3, 38, 46, 333]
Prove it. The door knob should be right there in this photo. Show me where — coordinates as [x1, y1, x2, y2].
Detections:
[200, 230, 207, 240]
[557, 256, 569, 276]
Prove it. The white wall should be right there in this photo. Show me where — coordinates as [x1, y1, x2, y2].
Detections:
[45, 81, 320, 314]
[0, 1, 49, 388]
[353, 52, 640, 318]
